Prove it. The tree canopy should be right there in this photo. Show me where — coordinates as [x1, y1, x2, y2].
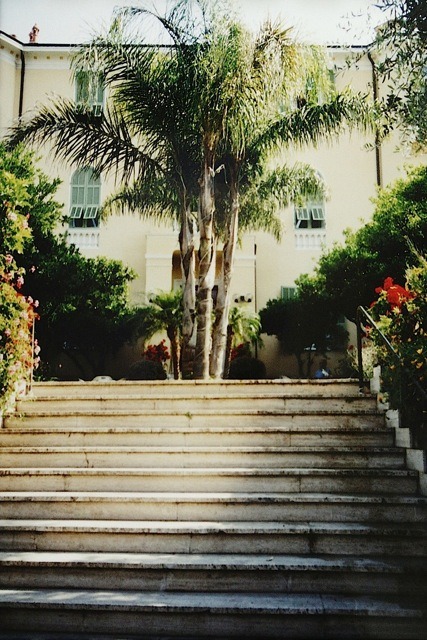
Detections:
[0, 143, 136, 380]
[373, 0, 427, 148]
[292, 164, 427, 323]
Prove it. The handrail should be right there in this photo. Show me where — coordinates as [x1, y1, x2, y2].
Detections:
[356, 305, 427, 405]
[29, 313, 36, 393]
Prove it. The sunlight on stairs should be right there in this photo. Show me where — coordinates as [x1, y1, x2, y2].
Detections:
[0, 379, 426, 639]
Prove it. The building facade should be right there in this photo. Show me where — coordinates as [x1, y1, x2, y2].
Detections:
[1, 27, 425, 377]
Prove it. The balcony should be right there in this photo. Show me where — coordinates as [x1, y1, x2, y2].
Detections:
[66, 228, 100, 249]
[294, 229, 326, 250]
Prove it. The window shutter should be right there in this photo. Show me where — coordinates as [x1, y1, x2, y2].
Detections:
[295, 207, 310, 220]
[311, 206, 325, 220]
[83, 205, 99, 219]
[69, 205, 83, 219]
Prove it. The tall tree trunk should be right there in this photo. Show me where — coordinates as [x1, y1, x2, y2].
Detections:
[210, 162, 239, 378]
[179, 197, 196, 379]
[193, 152, 216, 379]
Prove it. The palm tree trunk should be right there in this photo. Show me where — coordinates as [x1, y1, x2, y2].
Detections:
[167, 326, 180, 380]
[179, 199, 196, 379]
[210, 162, 239, 378]
[193, 152, 216, 379]
[223, 324, 234, 379]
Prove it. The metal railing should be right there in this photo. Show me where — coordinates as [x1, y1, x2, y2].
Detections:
[356, 305, 427, 405]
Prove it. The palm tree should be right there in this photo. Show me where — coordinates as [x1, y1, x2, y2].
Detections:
[143, 290, 183, 379]
[6, 2, 202, 377]
[223, 306, 262, 379]
[208, 22, 375, 378]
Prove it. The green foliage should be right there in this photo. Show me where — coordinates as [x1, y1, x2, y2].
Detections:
[130, 290, 183, 379]
[21, 243, 136, 379]
[298, 165, 427, 322]
[369, 259, 427, 430]
[0, 143, 136, 381]
[0, 143, 64, 239]
[373, 0, 427, 148]
[259, 282, 347, 378]
[227, 306, 262, 350]
[223, 305, 262, 378]
[0, 145, 40, 408]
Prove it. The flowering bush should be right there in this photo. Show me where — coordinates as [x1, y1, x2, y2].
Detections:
[1, 159, 39, 411]
[142, 340, 170, 364]
[345, 342, 378, 379]
[0, 260, 40, 410]
[369, 263, 426, 427]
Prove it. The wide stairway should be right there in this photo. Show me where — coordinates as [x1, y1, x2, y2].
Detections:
[0, 379, 426, 639]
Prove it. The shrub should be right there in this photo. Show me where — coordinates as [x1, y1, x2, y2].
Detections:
[142, 340, 170, 364]
[228, 356, 266, 380]
[126, 359, 167, 380]
[369, 261, 427, 429]
[0, 148, 39, 410]
[0, 267, 39, 410]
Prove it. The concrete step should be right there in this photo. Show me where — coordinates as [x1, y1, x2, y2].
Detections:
[16, 395, 379, 417]
[2, 492, 426, 523]
[2, 519, 426, 555]
[4, 409, 385, 430]
[0, 467, 417, 494]
[0, 424, 393, 448]
[0, 445, 406, 469]
[0, 589, 425, 639]
[2, 551, 426, 597]
[28, 379, 362, 398]
[16, 393, 378, 414]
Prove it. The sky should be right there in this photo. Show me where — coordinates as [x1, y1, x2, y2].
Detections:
[0, 0, 386, 46]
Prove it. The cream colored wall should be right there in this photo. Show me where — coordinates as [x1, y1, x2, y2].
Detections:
[22, 52, 73, 106]
[253, 133, 380, 310]
[0, 40, 21, 135]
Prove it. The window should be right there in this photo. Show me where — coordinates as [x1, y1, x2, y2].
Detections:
[294, 202, 326, 229]
[75, 70, 104, 115]
[69, 168, 100, 228]
[281, 287, 297, 301]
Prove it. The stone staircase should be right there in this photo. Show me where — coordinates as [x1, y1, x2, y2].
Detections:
[0, 379, 426, 639]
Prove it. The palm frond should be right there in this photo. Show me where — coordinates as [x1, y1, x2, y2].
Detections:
[228, 305, 262, 347]
[238, 193, 283, 241]
[101, 178, 179, 225]
[72, 22, 201, 195]
[239, 162, 327, 241]
[256, 90, 376, 156]
[256, 163, 327, 205]
[6, 99, 163, 184]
